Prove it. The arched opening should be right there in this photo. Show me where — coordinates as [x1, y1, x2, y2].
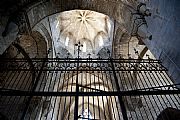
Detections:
[0, 1, 180, 120]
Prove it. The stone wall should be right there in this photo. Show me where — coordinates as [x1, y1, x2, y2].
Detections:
[143, 0, 180, 83]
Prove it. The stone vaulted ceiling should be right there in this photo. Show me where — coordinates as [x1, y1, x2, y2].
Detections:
[59, 10, 111, 44]
[52, 10, 114, 58]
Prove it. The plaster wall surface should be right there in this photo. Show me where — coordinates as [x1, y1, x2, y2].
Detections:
[144, 0, 180, 83]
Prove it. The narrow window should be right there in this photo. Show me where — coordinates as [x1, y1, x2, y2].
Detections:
[56, 21, 59, 28]
[99, 36, 104, 47]
[65, 37, 69, 46]
[82, 42, 86, 52]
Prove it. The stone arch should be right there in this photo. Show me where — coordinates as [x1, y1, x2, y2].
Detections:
[59, 32, 76, 56]
[56, 70, 113, 92]
[33, 23, 53, 58]
[0, 31, 48, 92]
[1, 32, 38, 58]
[0, 31, 48, 59]
[94, 31, 109, 52]
[79, 38, 93, 53]
[28, 0, 137, 33]
[17, 31, 47, 58]
[112, 26, 130, 58]
[26, 1, 142, 59]
[63, 32, 75, 47]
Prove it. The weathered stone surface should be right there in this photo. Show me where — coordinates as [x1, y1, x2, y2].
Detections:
[144, 0, 180, 83]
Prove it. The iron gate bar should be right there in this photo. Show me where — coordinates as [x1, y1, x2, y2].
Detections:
[78, 85, 105, 92]
[0, 58, 179, 120]
[12, 44, 36, 85]
[74, 42, 82, 120]
[128, 83, 180, 91]
[20, 59, 46, 120]
[109, 58, 128, 120]
[0, 69, 168, 72]
[0, 58, 163, 63]
[1, 90, 180, 96]
[0, 58, 167, 72]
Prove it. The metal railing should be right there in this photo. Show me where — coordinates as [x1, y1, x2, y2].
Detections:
[0, 58, 179, 120]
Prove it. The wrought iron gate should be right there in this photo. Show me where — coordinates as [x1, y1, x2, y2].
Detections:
[0, 58, 180, 120]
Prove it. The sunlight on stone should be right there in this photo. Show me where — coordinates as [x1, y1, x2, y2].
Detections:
[99, 36, 104, 47]
[82, 42, 86, 52]
[65, 36, 69, 46]
[56, 21, 59, 28]
[58, 10, 109, 42]
[55, 10, 113, 58]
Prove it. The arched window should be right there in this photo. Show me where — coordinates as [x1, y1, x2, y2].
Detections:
[99, 36, 104, 47]
[65, 36, 69, 46]
[82, 42, 86, 52]
[56, 21, 59, 28]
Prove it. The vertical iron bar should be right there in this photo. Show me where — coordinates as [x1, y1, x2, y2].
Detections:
[157, 71, 180, 106]
[99, 62, 108, 120]
[8, 71, 31, 119]
[109, 59, 128, 120]
[74, 71, 79, 120]
[120, 71, 137, 119]
[31, 71, 48, 120]
[137, 72, 159, 118]
[3, 70, 27, 119]
[147, 71, 170, 108]
[141, 71, 164, 113]
[1, 70, 14, 89]
[50, 71, 59, 120]
[20, 59, 46, 120]
[108, 69, 122, 119]
[92, 70, 101, 119]
[62, 69, 70, 119]
[104, 70, 117, 119]
[81, 70, 84, 119]
[92, 70, 96, 119]
[74, 42, 81, 120]
[44, 68, 57, 120]
[136, 72, 156, 119]
[36, 62, 48, 92]
[56, 69, 65, 120]
[130, 71, 153, 119]
[123, 71, 144, 119]
[38, 70, 52, 120]
[67, 67, 73, 120]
